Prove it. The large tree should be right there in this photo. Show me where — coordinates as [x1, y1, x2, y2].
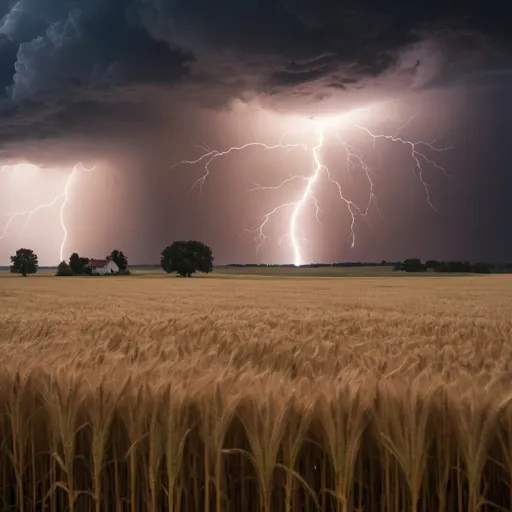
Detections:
[110, 249, 128, 271]
[69, 253, 90, 275]
[10, 248, 38, 277]
[161, 240, 214, 277]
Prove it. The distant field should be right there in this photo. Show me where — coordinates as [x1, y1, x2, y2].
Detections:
[0, 264, 471, 279]
[0, 272, 511, 510]
[213, 264, 397, 277]
[0, 264, 399, 278]
[209, 265, 482, 278]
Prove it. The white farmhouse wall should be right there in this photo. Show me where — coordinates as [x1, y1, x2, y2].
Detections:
[92, 260, 119, 275]
[106, 260, 119, 274]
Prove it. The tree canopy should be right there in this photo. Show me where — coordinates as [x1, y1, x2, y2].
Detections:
[10, 248, 38, 277]
[161, 240, 214, 277]
[110, 250, 128, 271]
[393, 258, 426, 272]
[69, 253, 90, 275]
[56, 260, 73, 276]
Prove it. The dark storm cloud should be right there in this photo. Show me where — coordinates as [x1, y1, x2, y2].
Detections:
[0, 0, 510, 152]
[2, 0, 192, 100]
[142, 0, 510, 86]
[0, 35, 17, 92]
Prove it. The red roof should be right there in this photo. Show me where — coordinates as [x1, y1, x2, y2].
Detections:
[88, 259, 110, 268]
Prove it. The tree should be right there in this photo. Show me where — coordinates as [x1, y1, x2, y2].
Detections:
[69, 253, 90, 275]
[425, 260, 439, 270]
[10, 248, 38, 277]
[79, 257, 90, 270]
[402, 258, 426, 272]
[56, 261, 73, 276]
[110, 249, 128, 271]
[161, 240, 214, 277]
[471, 262, 491, 274]
[69, 252, 82, 274]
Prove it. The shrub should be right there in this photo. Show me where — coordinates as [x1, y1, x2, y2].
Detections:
[56, 261, 73, 276]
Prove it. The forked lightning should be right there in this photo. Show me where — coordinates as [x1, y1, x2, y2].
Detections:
[0, 163, 96, 262]
[0, 111, 452, 267]
[173, 112, 453, 266]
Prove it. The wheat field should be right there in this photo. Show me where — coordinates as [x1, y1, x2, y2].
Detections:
[1, 271, 512, 511]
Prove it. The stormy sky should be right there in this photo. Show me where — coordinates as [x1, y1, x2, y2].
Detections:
[0, 0, 511, 265]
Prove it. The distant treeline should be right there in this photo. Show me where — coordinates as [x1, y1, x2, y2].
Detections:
[393, 258, 512, 273]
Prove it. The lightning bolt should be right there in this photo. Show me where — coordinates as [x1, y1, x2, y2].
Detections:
[172, 137, 308, 192]
[289, 123, 324, 266]
[0, 162, 96, 262]
[355, 124, 453, 212]
[173, 111, 452, 266]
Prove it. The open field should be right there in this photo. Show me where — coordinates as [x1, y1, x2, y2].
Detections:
[4, 264, 478, 279]
[0, 271, 512, 510]
[3, 264, 399, 278]
[212, 265, 400, 278]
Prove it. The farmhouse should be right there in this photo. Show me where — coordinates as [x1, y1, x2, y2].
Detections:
[87, 257, 119, 275]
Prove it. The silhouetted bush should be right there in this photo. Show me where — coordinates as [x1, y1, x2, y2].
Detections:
[56, 261, 73, 276]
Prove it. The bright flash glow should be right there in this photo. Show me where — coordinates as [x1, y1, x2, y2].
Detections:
[173, 107, 453, 266]
[289, 122, 324, 266]
[0, 162, 96, 262]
